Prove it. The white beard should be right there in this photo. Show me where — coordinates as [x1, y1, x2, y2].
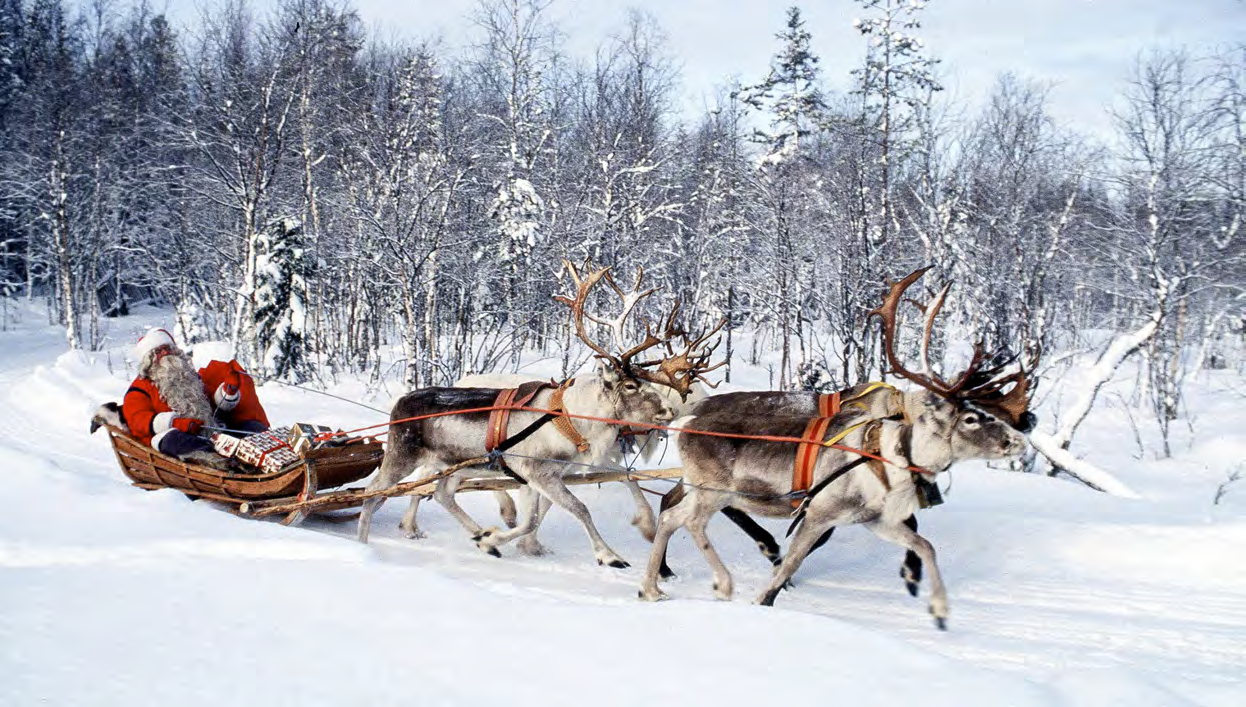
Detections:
[147, 352, 215, 424]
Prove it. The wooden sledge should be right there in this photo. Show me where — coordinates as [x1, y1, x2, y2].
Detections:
[105, 425, 684, 526]
[104, 425, 385, 526]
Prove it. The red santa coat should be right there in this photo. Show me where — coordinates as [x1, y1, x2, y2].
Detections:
[122, 360, 269, 447]
[199, 359, 270, 431]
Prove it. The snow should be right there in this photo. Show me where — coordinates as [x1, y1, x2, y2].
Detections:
[2, 301, 1245, 706]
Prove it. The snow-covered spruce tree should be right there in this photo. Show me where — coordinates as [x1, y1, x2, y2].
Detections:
[253, 217, 313, 382]
[470, 0, 558, 359]
[734, 6, 827, 389]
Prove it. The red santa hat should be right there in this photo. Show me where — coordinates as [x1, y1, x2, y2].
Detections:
[135, 328, 176, 361]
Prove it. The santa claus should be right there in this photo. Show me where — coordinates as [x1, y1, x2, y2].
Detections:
[122, 328, 270, 469]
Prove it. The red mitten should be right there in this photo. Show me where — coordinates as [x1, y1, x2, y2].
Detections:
[172, 417, 204, 435]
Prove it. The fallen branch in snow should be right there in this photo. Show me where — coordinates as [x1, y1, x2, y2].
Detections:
[1028, 431, 1141, 499]
[1214, 466, 1242, 506]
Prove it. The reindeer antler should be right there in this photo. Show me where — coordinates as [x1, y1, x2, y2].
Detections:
[631, 311, 728, 399]
[554, 260, 622, 367]
[868, 267, 991, 398]
[869, 266, 1035, 427]
[555, 259, 725, 398]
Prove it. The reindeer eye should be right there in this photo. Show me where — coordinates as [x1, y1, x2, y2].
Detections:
[961, 412, 981, 426]
[622, 380, 639, 391]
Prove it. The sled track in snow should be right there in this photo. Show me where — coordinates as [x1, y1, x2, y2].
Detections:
[310, 492, 1246, 686]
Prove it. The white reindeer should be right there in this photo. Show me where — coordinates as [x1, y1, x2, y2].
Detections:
[450, 371, 704, 545]
[357, 261, 722, 566]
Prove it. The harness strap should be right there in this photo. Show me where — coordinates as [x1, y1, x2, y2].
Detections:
[484, 382, 548, 452]
[817, 391, 841, 417]
[792, 416, 833, 507]
[786, 418, 890, 535]
[549, 381, 590, 453]
[792, 418, 871, 508]
[862, 420, 890, 492]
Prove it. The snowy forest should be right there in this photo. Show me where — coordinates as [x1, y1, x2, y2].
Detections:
[1, 0, 1243, 450]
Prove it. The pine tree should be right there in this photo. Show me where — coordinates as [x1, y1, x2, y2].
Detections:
[254, 217, 313, 382]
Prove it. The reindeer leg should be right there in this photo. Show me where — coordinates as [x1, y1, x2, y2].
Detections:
[515, 491, 553, 556]
[522, 471, 630, 568]
[398, 493, 427, 539]
[721, 507, 782, 566]
[687, 507, 733, 601]
[899, 514, 923, 597]
[431, 472, 494, 554]
[756, 508, 848, 606]
[357, 453, 413, 543]
[623, 479, 657, 542]
[656, 482, 687, 578]
[494, 490, 519, 529]
[867, 518, 948, 630]
[641, 489, 700, 600]
[472, 486, 549, 558]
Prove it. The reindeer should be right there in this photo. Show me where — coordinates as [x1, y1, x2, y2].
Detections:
[357, 260, 722, 568]
[654, 382, 911, 583]
[658, 369, 1035, 594]
[452, 371, 706, 544]
[638, 267, 1032, 629]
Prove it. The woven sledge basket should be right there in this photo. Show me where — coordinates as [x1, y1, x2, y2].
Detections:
[104, 425, 383, 507]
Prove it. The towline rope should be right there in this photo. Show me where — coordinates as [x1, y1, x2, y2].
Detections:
[315, 404, 935, 477]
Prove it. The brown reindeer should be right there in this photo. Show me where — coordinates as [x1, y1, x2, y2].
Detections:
[639, 267, 1032, 629]
[356, 260, 722, 568]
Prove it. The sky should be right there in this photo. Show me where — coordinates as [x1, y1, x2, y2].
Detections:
[161, 0, 1246, 140]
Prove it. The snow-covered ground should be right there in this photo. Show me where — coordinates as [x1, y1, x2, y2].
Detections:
[2, 302, 1244, 706]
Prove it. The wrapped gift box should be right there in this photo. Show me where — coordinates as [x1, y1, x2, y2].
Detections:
[235, 430, 299, 474]
[288, 422, 336, 456]
[211, 432, 242, 459]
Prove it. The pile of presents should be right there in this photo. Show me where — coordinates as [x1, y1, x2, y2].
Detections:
[211, 423, 338, 474]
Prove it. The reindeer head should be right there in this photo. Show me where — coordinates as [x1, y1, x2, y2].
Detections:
[868, 267, 1034, 468]
[554, 259, 724, 415]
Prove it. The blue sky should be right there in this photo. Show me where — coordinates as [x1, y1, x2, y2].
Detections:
[162, 0, 1246, 140]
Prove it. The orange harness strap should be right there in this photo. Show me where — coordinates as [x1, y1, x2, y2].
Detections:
[484, 383, 548, 452]
[792, 416, 835, 508]
[818, 391, 842, 418]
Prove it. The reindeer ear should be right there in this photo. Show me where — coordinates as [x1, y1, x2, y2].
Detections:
[596, 359, 621, 386]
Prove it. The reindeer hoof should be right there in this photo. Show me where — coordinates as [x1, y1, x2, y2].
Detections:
[901, 565, 921, 597]
[600, 558, 630, 569]
[758, 589, 780, 607]
[934, 616, 947, 631]
[401, 527, 427, 540]
[658, 564, 677, 580]
[478, 544, 501, 558]
[638, 588, 668, 602]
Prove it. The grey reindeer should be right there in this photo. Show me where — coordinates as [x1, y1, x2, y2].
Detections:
[639, 267, 1033, 629]
[357, 260, 721, 567]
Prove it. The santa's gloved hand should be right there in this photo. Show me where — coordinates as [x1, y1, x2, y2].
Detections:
[172, 417, 204, 435]
[214, 383, 241, 411]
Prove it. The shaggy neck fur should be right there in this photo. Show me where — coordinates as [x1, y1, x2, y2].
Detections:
[145, 350, 215, 423]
